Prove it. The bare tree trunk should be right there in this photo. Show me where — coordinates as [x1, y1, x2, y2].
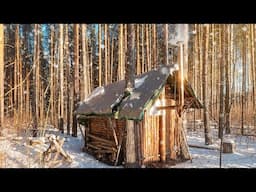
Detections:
[98, 24, 102, 86]
[32, 24, 39, 137]
[251, 25, 256, 129]
[124, 25, 135, 93]
[72, 24, 79, 137]
[203, 24, 212, 145]
[14, 26, 18, 128]
[0, 24, 4, 132]
[152, 24, 157, 68]
[241, 26, 246, 135]
[104, 24, 108, 85]
[59, 24, 64, 133]
[49, 25, 55, 127]
[225, 25, 231, 134]
[125, 24, 137, 167]
[164, 24, 168, 65]
[136, 25, 140, 75]
[64, 24, 71, 135]
[118, 24, 124, 80]
[210, 24, 214, 117]
[219, 25, 225, 139]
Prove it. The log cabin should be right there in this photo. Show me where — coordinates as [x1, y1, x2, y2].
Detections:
[76, 64, 202, 167]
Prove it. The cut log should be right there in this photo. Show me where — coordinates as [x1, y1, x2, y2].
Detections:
[87, 143, 117, 152]
[87, 133, 115, 146]
[90, 141, 116, 147]
[222, 139, 235, 153]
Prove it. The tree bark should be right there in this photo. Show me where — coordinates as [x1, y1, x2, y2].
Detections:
[32, 24, 39, 137]
[72, 24, 79, 137]
[124, 24, 135, 93]
[125, 24, 137, 167]
[59, 24, 64, 133]
[241, 26, 246, 135]
[219, 25, 225, 139]
[225, 25, 231, 134]
[203, 24, 212, 145]
[0, 24, 4, 132]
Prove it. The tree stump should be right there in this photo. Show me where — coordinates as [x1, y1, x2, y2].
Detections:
[222, 139, 235, 153]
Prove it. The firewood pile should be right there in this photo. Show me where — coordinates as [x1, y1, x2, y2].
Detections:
[85, 133, 119, 165]
[84, 118, 125, 165]
[42, 134, 72, 163]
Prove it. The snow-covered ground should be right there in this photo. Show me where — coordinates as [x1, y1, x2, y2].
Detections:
[1, 126, 256, 168]
[0, 128, 113, 168]
[173, 129, 256, 168]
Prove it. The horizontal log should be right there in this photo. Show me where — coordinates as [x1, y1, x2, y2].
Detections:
[95, 149, 116, 154]
[87, 133, 115, 146]
[189, 144, 218, 151]
[87, 143, 101, 150]
[157, 105, 177, 110]
[90, 142, 116, 149]
[96, 145, 117, 152]
[87, 143, 117, 153]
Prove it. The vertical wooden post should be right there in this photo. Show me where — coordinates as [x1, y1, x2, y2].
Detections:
[126, 120, 137, 167]
[178, 42, 184, 109]
[159, 91, 166, 162]
[165, 89, 170, 160]
[135, 122, 142, 166]
[170, 99, 176, 159]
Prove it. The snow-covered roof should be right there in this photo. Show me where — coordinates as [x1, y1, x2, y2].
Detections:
[76, 64, 202, 121]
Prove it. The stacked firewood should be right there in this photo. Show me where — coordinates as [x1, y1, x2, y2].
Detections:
[86, 133, 117, 163]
